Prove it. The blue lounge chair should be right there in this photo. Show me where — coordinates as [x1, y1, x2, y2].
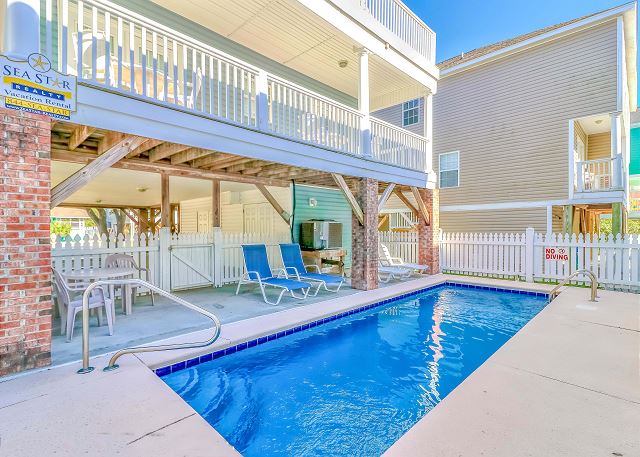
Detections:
[279, 243, 345, 295]
[236, 244, 312, 305]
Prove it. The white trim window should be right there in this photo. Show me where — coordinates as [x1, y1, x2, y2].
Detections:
[402, 99, 420, 127]
[439, 151, 459, 188]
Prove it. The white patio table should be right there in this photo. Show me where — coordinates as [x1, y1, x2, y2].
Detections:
[63, 267, 138, 317]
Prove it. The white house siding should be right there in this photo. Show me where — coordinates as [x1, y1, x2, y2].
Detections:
[372, 99, 425, 136]
[433, 20, 619, 232]
[179, 187, 291, 234]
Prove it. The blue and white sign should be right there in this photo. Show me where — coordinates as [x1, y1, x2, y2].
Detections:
[0, 53, 76, 120]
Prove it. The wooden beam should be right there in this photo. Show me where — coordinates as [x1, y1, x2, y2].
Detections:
[410, 186, 430, 225]
[332, 173, 364, 225]
[68, 125, 96, 150]
[256, 184, 291, 224]
[161, 173, 170, 227]
[378, 213, 389, 229]
[126, 139, 163, 158]
[208, 157, 250, 170]
[211, 180, 220, 227]
[52, 149, 291, 187]
[51, 136, 145, 208]
[122, 208, 139, 225]
[191, 152, 234, 168]
[97, 132, 126, 155]
[170, 147, 211, 165]
[393, 189, 418, 215]
[377, 183, 396, 213]
[58, 202, 157, 210]
[148, 143, 190, 162]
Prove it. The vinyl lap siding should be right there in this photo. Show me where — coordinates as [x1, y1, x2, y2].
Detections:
[440, 207, 548, 233]
[372, 99, 425, 136]
[587, 132, 611, 159]
[292, 185, 353, 268]
[434, 21, 619, 217]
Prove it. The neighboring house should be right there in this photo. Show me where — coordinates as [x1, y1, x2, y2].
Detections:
[376, 3, 637, 234]
[629, 111, 640, 219]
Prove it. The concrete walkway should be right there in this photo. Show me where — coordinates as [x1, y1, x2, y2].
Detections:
[1, 275, 638, 457]
[52, 282, 362, 365]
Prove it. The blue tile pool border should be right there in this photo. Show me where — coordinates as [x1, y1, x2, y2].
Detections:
[154, 281, 548, 378]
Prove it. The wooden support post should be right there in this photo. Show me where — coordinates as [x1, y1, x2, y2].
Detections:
[256, 183, 291, 224]
[351, 178, 378, 290]
[410, 186, 431, 225]
[332, 173, 364, 225]
[160, 173, 170, 228]
[377, 183, 396, 213]
[393, 189, 419, 216]
[212, 180, 221, 227]
[50, 136, 144, 207]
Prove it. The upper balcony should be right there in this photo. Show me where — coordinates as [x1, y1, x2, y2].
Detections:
[37, 0, 433, 176]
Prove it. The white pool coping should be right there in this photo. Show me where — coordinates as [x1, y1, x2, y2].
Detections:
[0, 274, 637, 456]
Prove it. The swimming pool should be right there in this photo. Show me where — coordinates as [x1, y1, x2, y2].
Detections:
[161, 283, 547, 456]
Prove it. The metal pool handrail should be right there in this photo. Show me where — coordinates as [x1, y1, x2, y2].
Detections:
[77, 279, 222, 374]
[549, 269, 599, 303]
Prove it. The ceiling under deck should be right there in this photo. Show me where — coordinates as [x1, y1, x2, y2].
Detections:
[51, 122, 414, 208]
[148, 0, 427, 110]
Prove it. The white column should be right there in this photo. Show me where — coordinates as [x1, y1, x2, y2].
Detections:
[611, 112, 623, 189]
[3, 0, 41, 59]
[546, 205, 553, 234]
[423, 91, 434, 179]
[357, 47, 371, 157]
[524, 227, 535, 283]
[256, 70, 269, 131]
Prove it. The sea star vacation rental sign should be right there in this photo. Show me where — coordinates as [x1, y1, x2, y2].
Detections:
[1, 53, 76, 120]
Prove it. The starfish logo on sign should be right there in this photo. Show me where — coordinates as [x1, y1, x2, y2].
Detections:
[28, 53, 51, 73]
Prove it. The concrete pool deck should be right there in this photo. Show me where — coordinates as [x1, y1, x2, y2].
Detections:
[0, 275, 638, 456]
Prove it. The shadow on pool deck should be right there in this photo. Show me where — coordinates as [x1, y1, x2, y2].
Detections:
[52, 281, 381, 365]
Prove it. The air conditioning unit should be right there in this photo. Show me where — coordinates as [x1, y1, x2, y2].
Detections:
[299, 220, 342, 250]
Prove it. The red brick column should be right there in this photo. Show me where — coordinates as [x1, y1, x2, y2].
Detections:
[0, 108, 52, 376]
[350, 178, 379, 290]
[417, 188, 440, 274]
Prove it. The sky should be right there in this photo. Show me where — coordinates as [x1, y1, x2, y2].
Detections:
[404, 0, 630, 63]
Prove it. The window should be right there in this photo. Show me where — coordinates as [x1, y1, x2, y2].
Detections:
[402, 99, 420, 126]
[439, 152, 459, 188]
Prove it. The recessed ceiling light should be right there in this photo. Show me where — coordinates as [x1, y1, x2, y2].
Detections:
[136, 186, 149, 192]
[595, 119, 603, 124]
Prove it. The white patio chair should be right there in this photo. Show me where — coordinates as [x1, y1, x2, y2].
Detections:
[52, 268, 113, 342]
[378, 264, 414, 283]
[104, 254, 155, 309]
[379, 243, 430, 275]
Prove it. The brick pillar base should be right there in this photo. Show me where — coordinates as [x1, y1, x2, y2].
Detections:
[417, 188, 440, 274]
[351, 178, 379, 290]
[0, 108, 52, 376]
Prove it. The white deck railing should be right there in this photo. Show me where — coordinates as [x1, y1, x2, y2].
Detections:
[371, 118, 428, 170]
[360, 0, 435, 63]
[41, 0, 428, 171]
[576, 157, 623, 192]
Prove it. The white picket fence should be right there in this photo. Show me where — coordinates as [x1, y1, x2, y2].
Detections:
[51, 229, 291, 292]
[440, 229, 640, 291]
[379, 231, 419, 264]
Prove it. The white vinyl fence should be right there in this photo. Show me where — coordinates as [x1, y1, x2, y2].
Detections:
[440, 228, 640, 291]
[379, 231, 419, 264]
[52, 229, 291, 292]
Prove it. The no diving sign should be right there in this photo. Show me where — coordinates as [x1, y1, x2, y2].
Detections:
[545, 247, 569, 261]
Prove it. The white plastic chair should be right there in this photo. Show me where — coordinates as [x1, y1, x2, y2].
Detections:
[378, 264, 414, 283]
[53, 269, 113, 342]
[104, 254, 154, 309]
[379, 243, 430, 275]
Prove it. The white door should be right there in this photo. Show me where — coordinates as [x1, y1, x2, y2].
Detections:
[196, 211, 211, 233]
[244, 203, 276, 235]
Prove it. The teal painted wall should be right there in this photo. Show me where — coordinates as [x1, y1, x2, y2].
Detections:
[292, 185, 353, 268]
[631, 127, 640, 176]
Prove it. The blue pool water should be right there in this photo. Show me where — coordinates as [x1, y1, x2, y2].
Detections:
[162, 285, 547, 456]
